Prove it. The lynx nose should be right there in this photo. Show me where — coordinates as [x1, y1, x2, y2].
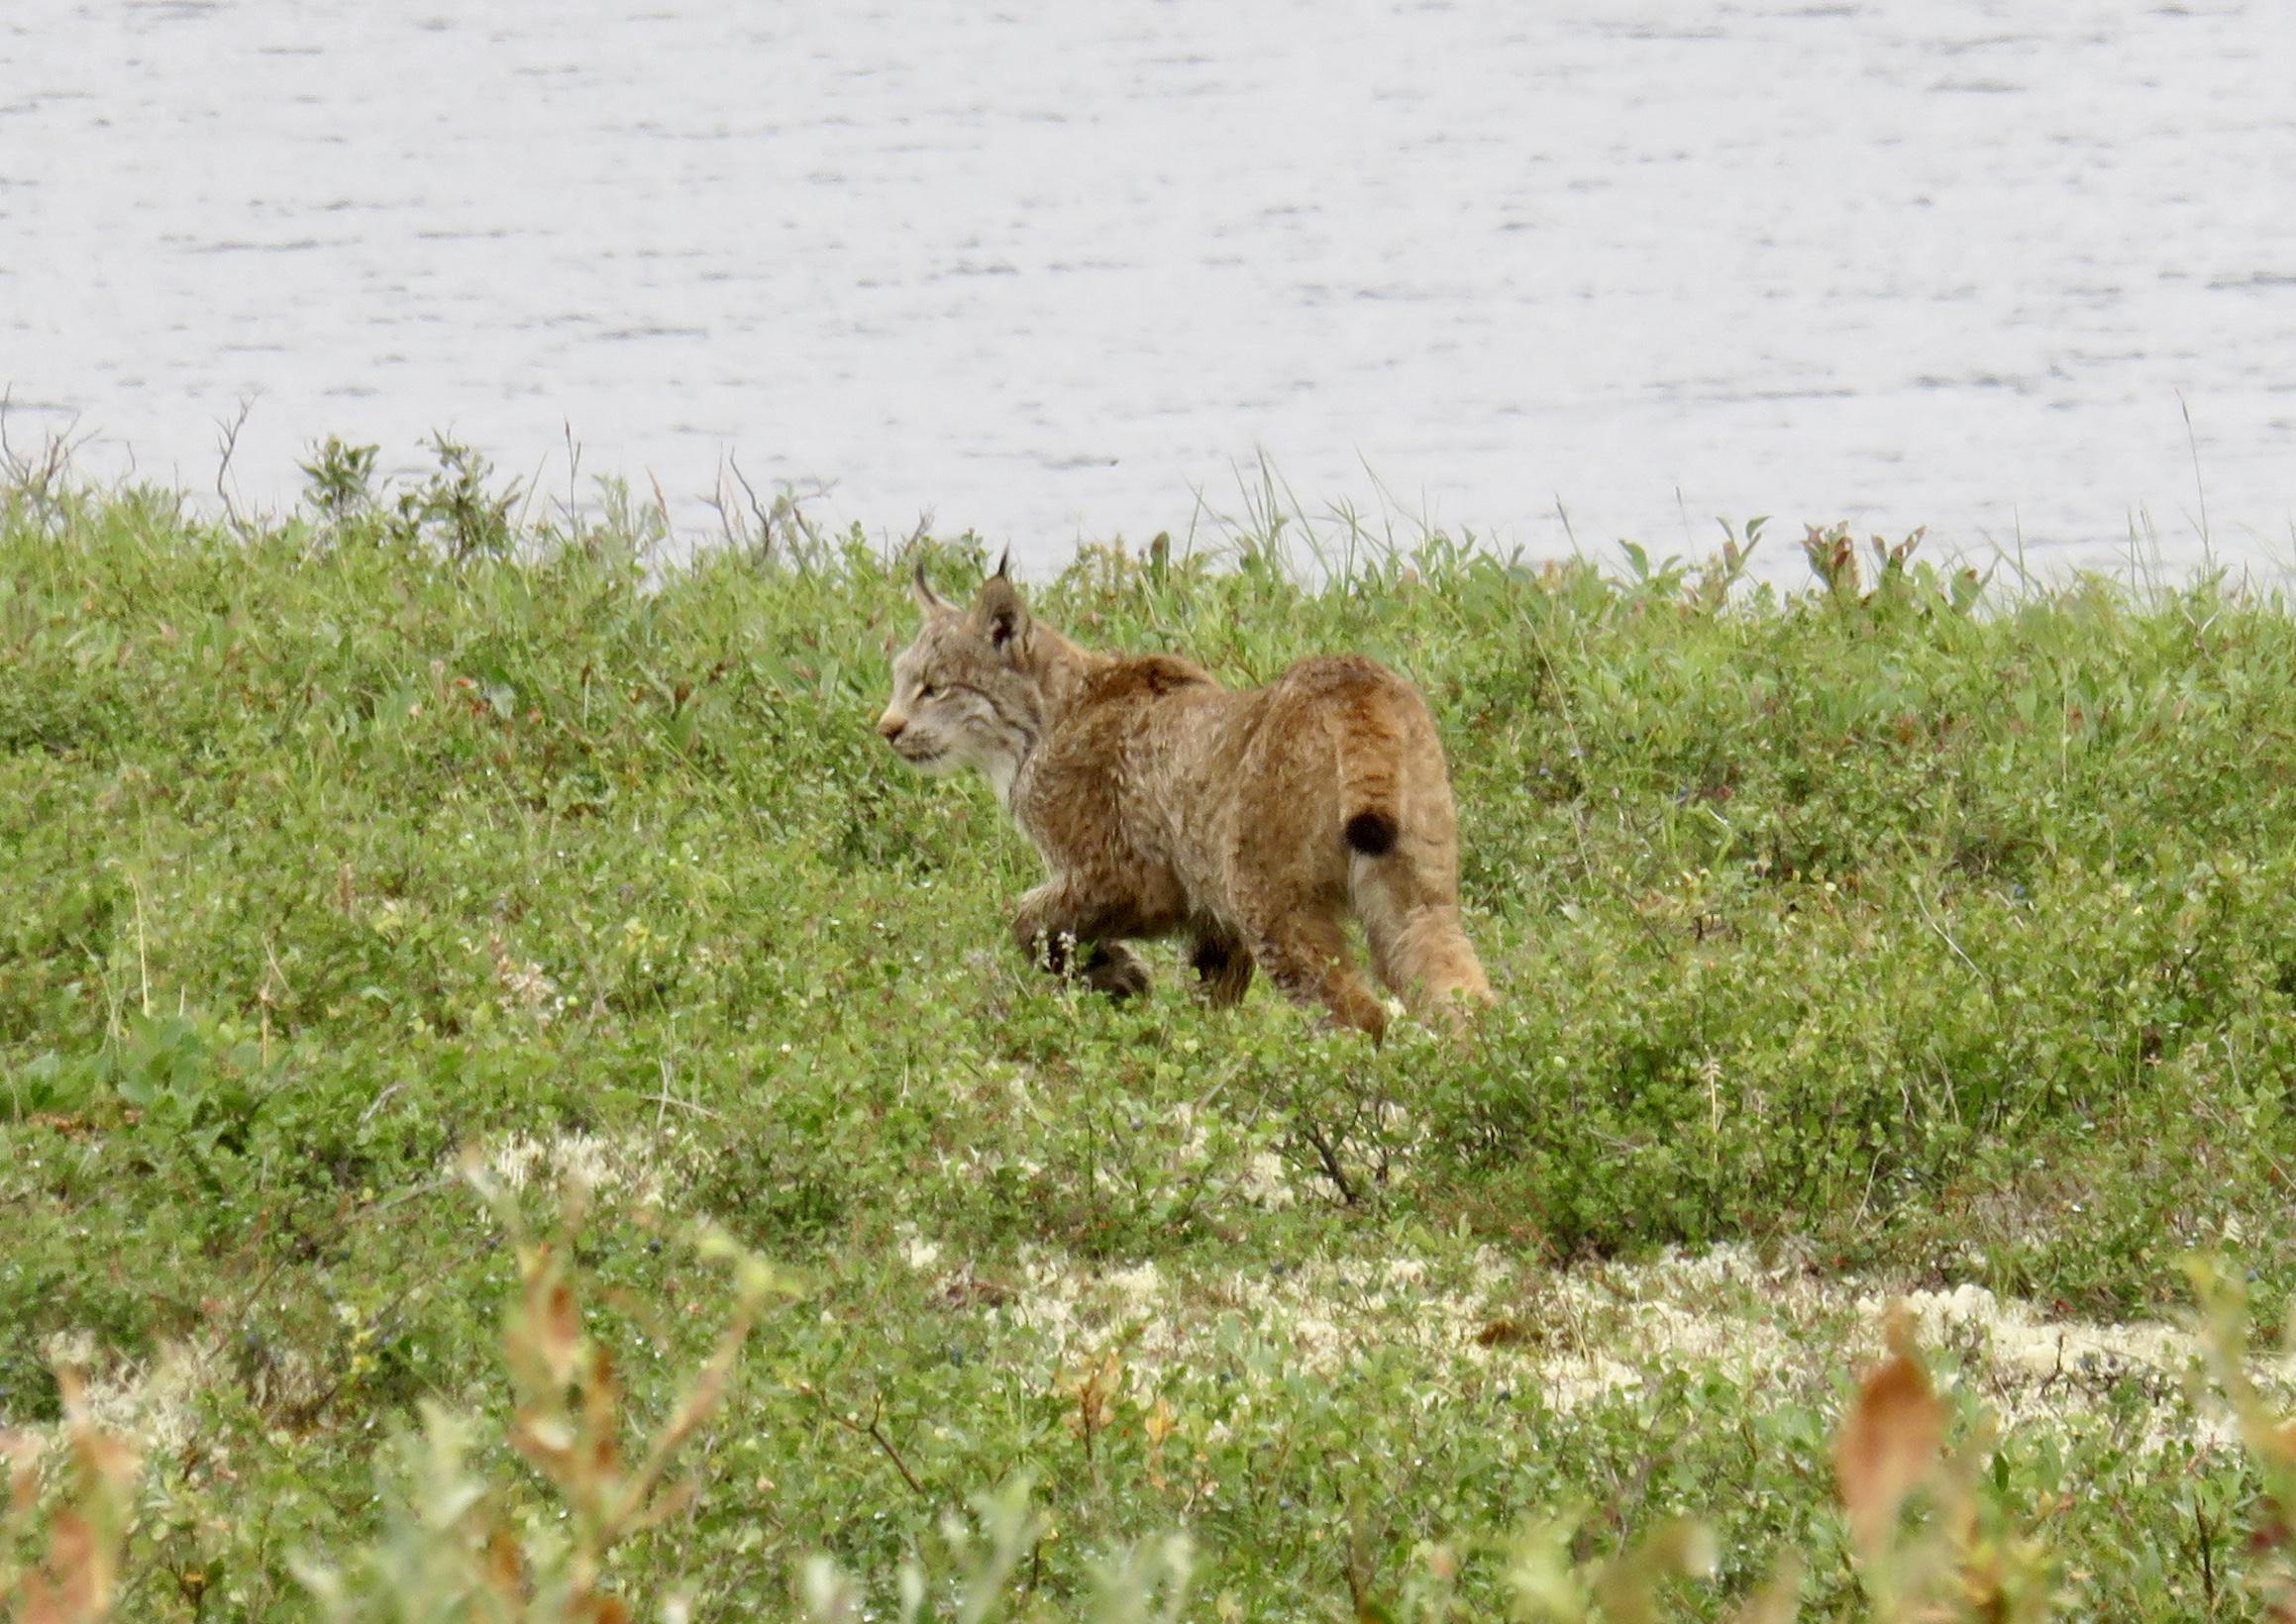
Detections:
[877, 710, 906, 742]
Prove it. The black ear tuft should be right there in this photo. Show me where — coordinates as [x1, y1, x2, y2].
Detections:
[910, 558, 954, 615]
[993, 547, 1011, 580]
[974, 574, 1030, 653]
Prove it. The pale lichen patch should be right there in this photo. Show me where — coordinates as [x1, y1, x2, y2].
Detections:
[472, 1128, 673, 1206]
[34, 1333, 226, 1457]
[934, 1238, 2286, 1450]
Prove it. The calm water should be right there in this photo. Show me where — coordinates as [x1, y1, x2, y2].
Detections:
[5, 1, 2293, 576]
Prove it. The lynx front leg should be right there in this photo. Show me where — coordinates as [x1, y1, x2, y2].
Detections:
[1010, 881, 1153, 1001]
[1189, 931, 1255, 1008]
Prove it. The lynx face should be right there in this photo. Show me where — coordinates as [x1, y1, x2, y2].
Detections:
[877, 572, 1046, 800]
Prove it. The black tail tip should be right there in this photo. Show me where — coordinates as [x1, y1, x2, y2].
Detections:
[1345, 810, 1400, 857]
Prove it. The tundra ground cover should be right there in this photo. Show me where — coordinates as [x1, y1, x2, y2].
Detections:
[8, 448, 2296, 1616]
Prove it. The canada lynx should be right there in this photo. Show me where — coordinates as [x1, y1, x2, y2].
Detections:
[877, 560, 1493, 1037]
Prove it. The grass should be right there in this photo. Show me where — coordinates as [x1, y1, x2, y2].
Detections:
[8, 442, 2296, 1616]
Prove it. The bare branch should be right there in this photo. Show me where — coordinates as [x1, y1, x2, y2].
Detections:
[1298, 1118, 1359, 1205]
[823, 1390, 927, 1497]
[0, 385, 89, 516]
[726, 454, 775, 561]
[214, 397, 258, 541]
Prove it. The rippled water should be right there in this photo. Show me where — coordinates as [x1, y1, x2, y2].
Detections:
[5, 1, 2292, 575]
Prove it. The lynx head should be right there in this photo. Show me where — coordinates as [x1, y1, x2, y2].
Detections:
[877, 556, 1056, 799]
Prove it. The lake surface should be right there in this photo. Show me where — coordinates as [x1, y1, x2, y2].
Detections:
[5, 1, 2293, 578]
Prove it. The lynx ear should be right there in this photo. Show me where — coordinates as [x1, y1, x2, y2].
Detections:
[973, 573, 1030, 656]
[910, 558, 955, 616]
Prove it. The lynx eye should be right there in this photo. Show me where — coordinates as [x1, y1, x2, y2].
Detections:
[914, 681, 943, 702]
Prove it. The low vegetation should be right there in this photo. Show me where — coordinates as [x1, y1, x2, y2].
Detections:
[7, 440, 2296, 1616]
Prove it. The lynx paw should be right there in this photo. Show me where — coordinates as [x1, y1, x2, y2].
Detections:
[1083, 943, 1153, 1001]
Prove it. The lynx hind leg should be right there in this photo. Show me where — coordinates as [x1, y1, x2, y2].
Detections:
[1189, 931, 1255, 1008]
[1373, 904, 1492, 1029]
[1248, 907, 1390, 1039]
[1356, 866, 1494, 1032]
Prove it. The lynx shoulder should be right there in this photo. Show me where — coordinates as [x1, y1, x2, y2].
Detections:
[876, 561, 1492, 1037]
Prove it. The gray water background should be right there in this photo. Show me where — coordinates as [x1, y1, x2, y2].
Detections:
[4, 1, 2293, 578]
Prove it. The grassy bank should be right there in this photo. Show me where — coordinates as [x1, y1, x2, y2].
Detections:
[8, 449, 2296, 1617]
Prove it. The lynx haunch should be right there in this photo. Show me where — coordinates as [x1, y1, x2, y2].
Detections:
[877, 561, 1493, 1038]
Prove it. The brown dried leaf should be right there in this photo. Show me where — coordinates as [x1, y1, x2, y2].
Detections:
[5, 1430, 41, 1516]
[1834, 1340, 1944, 1559]
[1142, 1396, 1177, 1448]
[27, 1511, 107, 1624]
[510, 1417, 579, 1483]
[483, 1525, 526, 1596]
[20, 1573, 65, 1624]
[540, 1280, 582, 1382]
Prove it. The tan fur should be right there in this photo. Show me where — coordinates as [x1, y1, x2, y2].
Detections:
[877, 564, 1494, 1037]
